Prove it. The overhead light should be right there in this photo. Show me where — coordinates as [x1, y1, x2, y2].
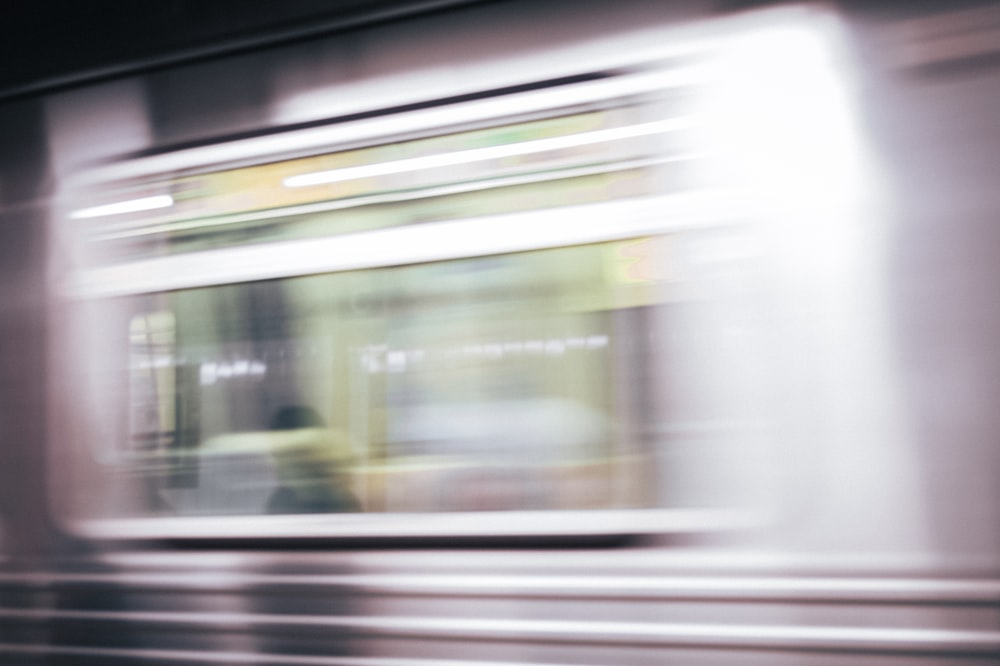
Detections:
[282, 117, 696, 188]
[70, 195, 174, 220]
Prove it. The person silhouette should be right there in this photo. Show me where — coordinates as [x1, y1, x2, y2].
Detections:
[266, 406, 359, 514]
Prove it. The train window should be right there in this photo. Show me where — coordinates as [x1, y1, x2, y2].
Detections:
[59, 99, 772, 535]
[120, 246, 640, 516]
[57, 9, 862, 536]
[62, 218, 770, 538]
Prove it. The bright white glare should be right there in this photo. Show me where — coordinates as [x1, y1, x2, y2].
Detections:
[69, 194, 174, 219]
[700, 18, 867, 211]
[282, 117, 696, 188]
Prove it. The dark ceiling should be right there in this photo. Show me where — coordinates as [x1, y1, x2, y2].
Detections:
[0, 0, 986, 101]
[0, 1, 480, 100]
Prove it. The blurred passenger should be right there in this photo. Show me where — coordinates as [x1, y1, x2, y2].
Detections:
[266, 405, 359, 513]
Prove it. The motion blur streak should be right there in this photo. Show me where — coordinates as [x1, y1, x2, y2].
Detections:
[281, 117, 698, 187]
[1, 0, 1000, 664]
[68, 194, 175, 220]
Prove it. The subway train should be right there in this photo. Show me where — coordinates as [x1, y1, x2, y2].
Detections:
[3, 0, 1000, 663]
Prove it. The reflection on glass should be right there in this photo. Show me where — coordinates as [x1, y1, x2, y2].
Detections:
[123, 243, 678, 516]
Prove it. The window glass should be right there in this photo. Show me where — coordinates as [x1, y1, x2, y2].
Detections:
[65, 96, 772, 526]
[118, 242, 678, 516]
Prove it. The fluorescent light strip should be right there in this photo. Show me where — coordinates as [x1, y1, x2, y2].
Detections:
[283, 117, 697, 188]
[95, 153, 705, 241]
[69, 195, 174, 220]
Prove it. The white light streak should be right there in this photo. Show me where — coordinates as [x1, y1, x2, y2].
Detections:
[69, 195, 174, 220]
[68, 191, 746, 299]
[199, 360, 267, 385]
[282, 117, 696, 188]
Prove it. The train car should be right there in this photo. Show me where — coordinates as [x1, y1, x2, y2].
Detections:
[3, 0, 1000, 663]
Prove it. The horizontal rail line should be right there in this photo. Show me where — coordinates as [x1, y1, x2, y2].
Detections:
[3, 572, 1000, 604]
[2, 610, 1000, 655]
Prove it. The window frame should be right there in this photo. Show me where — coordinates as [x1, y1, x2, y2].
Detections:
[51, 52, 779, 543]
